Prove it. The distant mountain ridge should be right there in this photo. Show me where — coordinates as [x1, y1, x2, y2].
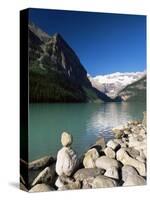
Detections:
[88, 71, 146, 98]
[29, 22, 115, 103]
[118, 75, 146, 102]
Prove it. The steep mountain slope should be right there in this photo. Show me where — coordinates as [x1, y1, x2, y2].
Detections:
[118, 75, 146, 102]
[88, 72, 145, 98]
[29, 23, 113, 103]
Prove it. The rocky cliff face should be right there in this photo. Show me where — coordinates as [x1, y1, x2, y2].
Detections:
[29, 23, 113, 103]
[118, 75, 146, 102]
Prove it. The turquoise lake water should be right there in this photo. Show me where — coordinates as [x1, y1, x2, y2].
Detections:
[29, 102, 145, 161]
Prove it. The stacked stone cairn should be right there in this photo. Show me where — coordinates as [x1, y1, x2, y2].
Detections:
[20, 113, 147, 192]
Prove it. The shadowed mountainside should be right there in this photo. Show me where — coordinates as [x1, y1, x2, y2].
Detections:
[29, 23, 117, 103]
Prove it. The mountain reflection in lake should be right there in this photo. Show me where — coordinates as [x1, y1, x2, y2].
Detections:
[28, 102, 145, 161]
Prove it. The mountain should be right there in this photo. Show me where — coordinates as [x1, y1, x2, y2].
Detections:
[29, 23, 113, 103]
[88, 72, 146, 98]
[118, 75, 146, 102]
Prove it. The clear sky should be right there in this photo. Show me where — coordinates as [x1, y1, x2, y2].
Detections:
[29, 8, 146, 76]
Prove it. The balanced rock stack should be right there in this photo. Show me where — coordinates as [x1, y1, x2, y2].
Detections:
[55, 132, 79, 190]
[20, 113, 146, 192]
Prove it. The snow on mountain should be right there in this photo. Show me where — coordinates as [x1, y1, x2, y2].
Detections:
[88, 71, 146, 98]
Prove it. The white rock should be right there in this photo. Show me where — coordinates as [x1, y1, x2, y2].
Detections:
[91, 175, 117, 188]
[61, 132, 72, 147]
[55, 176, 74, 188]
[58, 181, 81, 190]
[116, 148, 146, 176]
[104, 167, 119, 179]
[107, 140, 120, 150]
[95, 156, 120, 170]
[31, 164, 55, 186]
[122, 165, 138, 181]
[104, 147, 115, 159]
[29, 184, 55, 192]
[56, 147, 78, 176]
[55, 177, 64, 188]
[83, 148, 99, 168]
[123, 175, 146, 186]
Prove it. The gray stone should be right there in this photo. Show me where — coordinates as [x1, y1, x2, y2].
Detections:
[112, 127, 123, 139]
[83, 148, 99, 168]
[58, 181, 81, 190]
[104, 147, 115, 159]
[116, 148, 146, 176]
[107, 140, 120, 150]
[91, 175, 117, 188]
[96, 156, 120, 170]
[29, 184, 55, 192]
[82, 178, 93, 189]
[55, 176, 74, 188]
[125, 147, 140, 159]
[74, 168, 105, 181]
[122, 165, 138, 181]
[104, 167, 119, 179]
[123, 175, 146, 186]
[56, 147, 78, 176]
[29, 156, 55, 170]
[31, 164, 56, 186]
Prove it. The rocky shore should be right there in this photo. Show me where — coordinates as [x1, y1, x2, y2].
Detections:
[20, 113, 147, 192]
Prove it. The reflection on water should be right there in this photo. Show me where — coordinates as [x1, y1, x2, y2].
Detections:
[28, 102, 145, 161]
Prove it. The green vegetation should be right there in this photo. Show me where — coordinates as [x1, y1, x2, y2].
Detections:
[29, 68, 89, 102]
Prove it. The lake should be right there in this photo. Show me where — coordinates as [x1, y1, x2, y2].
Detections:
[29, 102, 145, 161]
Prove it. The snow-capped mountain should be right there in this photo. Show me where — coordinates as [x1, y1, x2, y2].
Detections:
[88, 71, 146, 98]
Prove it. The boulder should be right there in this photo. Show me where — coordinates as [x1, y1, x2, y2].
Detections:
[74, 168, 105, 181]
[123, 175, 146, 186]
[107, 140, 120, 151]
[116, 148, 146, 176]
[58, 180, 81, 190]
[29, 184, 55, 192]
[91, 175, 117, 188]
[112, 127, 123, 139]
[83, 148, 99, 168]
[121, 165, 138, 181]
[113, 139, 127, 148]
[56, 147, 78, 176]
[95, 137, 106, 149]
[55, 176, 74, 188]
[29, 156, 55, 170]
[125, 147, 140, 159]
[104, 167, 119, 179]
[95, 156, 120, 170]
[61, 132, 72, 147]
[31, 164, 56, 186]
[104, 147, 115, 159]
[82, 178, 93, 189]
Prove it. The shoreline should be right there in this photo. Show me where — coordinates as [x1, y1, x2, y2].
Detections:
[20, 112, 147, 192]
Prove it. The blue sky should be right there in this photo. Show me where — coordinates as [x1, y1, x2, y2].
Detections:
[29, 8, 146, 76]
